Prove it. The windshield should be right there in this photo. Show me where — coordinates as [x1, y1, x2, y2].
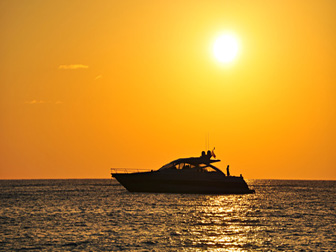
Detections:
[159, 162, 221, 174]
[159, 161, 196, 170]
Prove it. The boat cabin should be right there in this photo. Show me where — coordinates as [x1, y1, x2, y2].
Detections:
[158, 152, 225, 176]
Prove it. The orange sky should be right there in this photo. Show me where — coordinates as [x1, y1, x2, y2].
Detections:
[1, 0, 335, 180]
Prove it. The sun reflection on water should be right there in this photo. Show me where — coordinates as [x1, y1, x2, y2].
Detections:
[2, 180, 335, 251]
[173, 194, 259, 251]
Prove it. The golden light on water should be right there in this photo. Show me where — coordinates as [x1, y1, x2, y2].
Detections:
[183, 195, 257, 250]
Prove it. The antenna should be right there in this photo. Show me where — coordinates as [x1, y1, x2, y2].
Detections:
[208, 132, 210, 150]
[205, 133, 210, 151]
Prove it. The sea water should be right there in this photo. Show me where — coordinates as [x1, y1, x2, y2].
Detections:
[0, 179, 335, 251]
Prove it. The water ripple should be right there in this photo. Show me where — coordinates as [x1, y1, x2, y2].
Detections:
[0, 179, 335, 251]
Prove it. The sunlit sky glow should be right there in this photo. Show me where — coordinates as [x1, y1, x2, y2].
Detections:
[213, 34, 239, 63]
[0, 0, 335, 180]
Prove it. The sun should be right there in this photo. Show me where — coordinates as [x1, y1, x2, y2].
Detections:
[213, 34, 239, 63]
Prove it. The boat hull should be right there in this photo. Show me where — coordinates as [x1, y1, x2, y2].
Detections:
[112, 172, 255, 194]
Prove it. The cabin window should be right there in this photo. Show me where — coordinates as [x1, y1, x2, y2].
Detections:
[177, 163, 194, 169]
[168, 163, 180, 169]
[182, 163, 195, 169]
[198, 166, 216, 173]
[177, 163, 184, 169]
[159, 161, 196, 171]
[183, 164, 191, 169]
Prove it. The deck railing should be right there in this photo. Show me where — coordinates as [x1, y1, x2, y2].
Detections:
[110, 168, 152, 174]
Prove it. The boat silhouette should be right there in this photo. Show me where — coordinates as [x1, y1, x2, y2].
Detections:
[112, 150, 255, 194]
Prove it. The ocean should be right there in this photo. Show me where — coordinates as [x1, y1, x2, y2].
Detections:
[0, 179, 335, 251]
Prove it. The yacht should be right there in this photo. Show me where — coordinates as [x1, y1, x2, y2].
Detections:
[111, 150, 255, 194]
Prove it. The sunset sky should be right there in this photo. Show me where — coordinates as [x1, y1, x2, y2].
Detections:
[1, 0, 335, 180]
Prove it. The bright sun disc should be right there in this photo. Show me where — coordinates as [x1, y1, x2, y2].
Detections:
[213, 34, 239, 63]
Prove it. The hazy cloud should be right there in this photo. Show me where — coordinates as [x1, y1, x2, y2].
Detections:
[25, 100, 47, 104]
[58, 64, 89, 70]
[25, 100, 63, 105]
[95, 75, 103, 80]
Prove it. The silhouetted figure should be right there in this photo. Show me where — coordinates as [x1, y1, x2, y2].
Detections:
[211, 148, 216, 158]
[227, 165, 230, 176]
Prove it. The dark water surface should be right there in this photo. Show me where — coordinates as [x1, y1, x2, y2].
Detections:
[1, 179, 335, 251]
